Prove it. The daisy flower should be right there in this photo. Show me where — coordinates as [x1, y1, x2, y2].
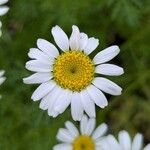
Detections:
[0, 70, 6, 98]
[0, 0, 9, 36]
[23, 25, 124, 120]
[53, 115, 108, 150]
[100, 130, 150, 150]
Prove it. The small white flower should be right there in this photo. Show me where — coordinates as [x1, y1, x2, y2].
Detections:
[100, 130, 150, 150]
[0, 70, 6, 98]
[53, 115, 108, 150]
[23, 25, 124, 120]
[0, 0, 9, 37]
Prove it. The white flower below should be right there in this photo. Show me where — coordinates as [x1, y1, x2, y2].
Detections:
[100, 130, 150, 150]
[53, 115, 108, 150]
[23, 25, 124, 120]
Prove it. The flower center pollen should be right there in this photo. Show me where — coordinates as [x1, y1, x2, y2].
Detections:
[53, 51, 95, 92]
[73, 135, 95, 150]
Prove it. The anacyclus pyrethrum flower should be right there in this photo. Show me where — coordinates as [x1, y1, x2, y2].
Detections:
[23, 25, 124, 121]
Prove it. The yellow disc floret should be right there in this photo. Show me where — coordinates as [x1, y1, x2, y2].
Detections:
[73, 135, 95, 150]
[53, 51, 95, 92]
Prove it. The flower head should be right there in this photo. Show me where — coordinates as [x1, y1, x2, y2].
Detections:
[23, 25, 124, 120]
[101, 130, 150, 150]
[0, 0, 9, 36]
[53, 115, 108, 150]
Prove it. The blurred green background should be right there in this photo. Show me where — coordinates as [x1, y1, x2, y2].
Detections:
[0, 0, 150, 149]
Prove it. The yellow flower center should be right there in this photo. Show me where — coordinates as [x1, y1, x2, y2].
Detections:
[53, 51, 95, 92]
[73, 135, 95, 150]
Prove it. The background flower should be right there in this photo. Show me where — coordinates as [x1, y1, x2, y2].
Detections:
[101, 130, 150, 150]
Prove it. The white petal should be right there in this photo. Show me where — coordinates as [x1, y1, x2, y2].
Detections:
[96, 139, 111, 150]
[37, 39, 59, 58]
[92, 123, 108, 140]
[23, 73, 52, 84]
[0, 21, 2, 28]
[25, 60, 52, 72]
[80, 115, 88, 135]
[39, 86, 60, 111]
[95, 145, 103, 150]
[87, 85, 108, 108]
[0, 70, 5, 77]
[39, 94, 51, 110]
[54, 90, 71, 114]
[56, 128, 74, 143]
[132, 133, 143, 150]
[96, 137, 110, 149]
[0, 0, 8, 5]
[85, 118, 96, 136]
[118, 130, 131, 150]
[95, 64, 124, 76]
[93, 45, 120, 65]
[47, 87, 64, 117]
[51, 111, 59, 118]
[0, 21, 1, 36]
[31, 81, 56, 101]
[79, 32, 88, 50]
[51, 25, 69, 51]
[0, 77, 6, 85]
[65, 121, 79, 137]
[0, 6, 9, 16]
[53, 143, 72, 150]
[28, 48, 50, 62]
[93, 77, 122, 96]
[106, 135, 121, 150]
[69, 25, 80, 50]
[144, 144, 150, 150]
[54, 97, 71, 115]
[84, 37, 99, 55]
[0, 70, 5, 85]
[71, 92, 83, 121]
[80, 90, 96, 118]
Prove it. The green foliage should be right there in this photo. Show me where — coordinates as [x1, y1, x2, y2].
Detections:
[0, 0, 150, 149]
